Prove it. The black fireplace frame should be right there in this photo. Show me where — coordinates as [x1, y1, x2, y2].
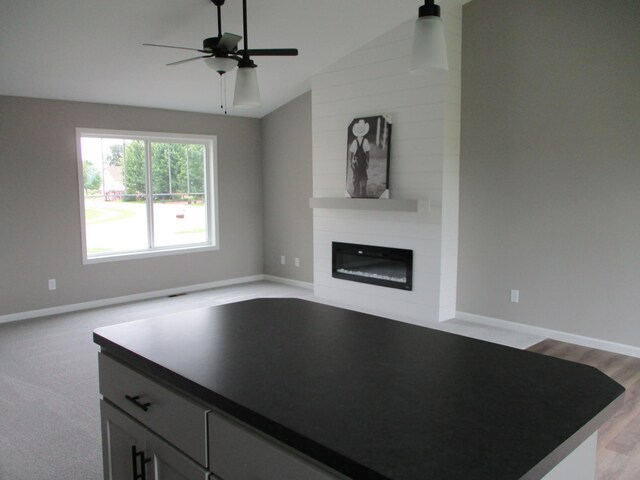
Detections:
[332, 242, 413, 291]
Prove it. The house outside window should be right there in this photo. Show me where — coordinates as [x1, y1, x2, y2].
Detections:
[76, 128, 218, 263]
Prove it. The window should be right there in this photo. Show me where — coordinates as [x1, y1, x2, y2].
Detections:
[76, 128, 218, 263]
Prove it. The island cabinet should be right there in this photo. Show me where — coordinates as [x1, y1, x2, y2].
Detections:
[98, 352, 344, 480]
[94, 298, 625, 480]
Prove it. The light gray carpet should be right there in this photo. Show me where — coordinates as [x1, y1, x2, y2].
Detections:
[0, 281, 312, 480]
[0, 280, 540, 479]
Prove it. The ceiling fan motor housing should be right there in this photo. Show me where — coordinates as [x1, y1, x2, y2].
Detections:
[203, 37, 221, 53]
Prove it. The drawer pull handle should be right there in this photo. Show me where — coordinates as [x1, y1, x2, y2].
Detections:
[131, 445, 151, 480]
[125, 394, 151, 412]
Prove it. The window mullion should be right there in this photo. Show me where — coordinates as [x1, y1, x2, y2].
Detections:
[145, 140, 154, 249]
[204, 145, 212, 244]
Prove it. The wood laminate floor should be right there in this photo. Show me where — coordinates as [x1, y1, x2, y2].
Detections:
[527, 339, 640, 480]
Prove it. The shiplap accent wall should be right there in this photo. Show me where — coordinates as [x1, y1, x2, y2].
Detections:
[311, 4, 461, 325]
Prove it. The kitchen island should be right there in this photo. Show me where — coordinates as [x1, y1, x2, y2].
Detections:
[94, 298, 624, 479]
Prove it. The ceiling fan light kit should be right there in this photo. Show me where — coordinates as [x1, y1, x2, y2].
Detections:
[205, 56, 237, 74]
[144, 0, 298, 112]
[234, 64, 261, 108]
[410, 0, 449, 74]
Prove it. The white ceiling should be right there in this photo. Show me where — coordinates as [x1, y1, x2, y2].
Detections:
[0, 0, 458, 118]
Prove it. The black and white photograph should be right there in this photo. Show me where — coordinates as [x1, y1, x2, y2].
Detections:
[345, 115, 392, 199]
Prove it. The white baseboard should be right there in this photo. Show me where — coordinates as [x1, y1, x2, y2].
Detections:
[263, 275, 314, 290]
[456, 311, 640, 359]
[0, 275, 264, 325]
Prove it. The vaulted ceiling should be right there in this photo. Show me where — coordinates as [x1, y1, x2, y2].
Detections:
[0, 0, 462, 118]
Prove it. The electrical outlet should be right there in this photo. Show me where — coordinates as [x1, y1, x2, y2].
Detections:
[510, 289, 519, 303]
[48, 279, 57, 291]
[295, 257, 300, 267]
[280, 255, 286, 265]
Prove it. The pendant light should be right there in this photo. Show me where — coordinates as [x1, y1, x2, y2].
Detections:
[234, 58, 261, 107]
[410, 0, 448, 73]
[233, 0, 261, 107]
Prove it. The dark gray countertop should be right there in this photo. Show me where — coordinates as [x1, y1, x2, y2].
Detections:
[94, 298, 624, 480]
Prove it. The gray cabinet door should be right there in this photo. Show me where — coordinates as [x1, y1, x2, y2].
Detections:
[101, 400, 148, 480]
[146, 430, 210, 480]
[101, 400, 210, 480]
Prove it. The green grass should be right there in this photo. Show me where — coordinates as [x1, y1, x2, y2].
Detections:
[84, 205, 138, 224]
[84, 209, 105, 221]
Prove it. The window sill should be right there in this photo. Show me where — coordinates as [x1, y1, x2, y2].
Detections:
[83, 244, 219, 265]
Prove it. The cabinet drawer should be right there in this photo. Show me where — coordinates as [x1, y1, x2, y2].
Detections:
[208, 410, 344, 480]
[99, 353, 209, 467]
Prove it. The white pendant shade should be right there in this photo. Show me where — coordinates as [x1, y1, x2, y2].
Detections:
[233, 66, 261, 108]
[204, 56, 237, 74]
[410, 15, 448, 73]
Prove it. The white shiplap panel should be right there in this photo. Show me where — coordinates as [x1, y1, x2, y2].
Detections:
[391, 136, 445, 157]
[444, 120, 461, 140]
[313, 130, 348, 149]
[312, 215, 442, 241]
[313, 73, 444, 107]
[321, 37, 412, 77]
[313, 172, 346, 189]
[313, 284, 441, 325]
[444, 135, 461, 157]
[389, 154, 444, 173]
[393, 120, 447, 140]
[312, 207, 441, 225]
[314, 102, 446, 130]
[313, 231, 441, 258]
[318, 135, 445, 161]
[312, 56, 410, 92]
[313, 274, 441, 310]
[313, 158, 345, 177]
[391, 172, 444, 192]
[313, 144, 347, 161]
[312, 87, 446, 119]
[311, 8, 461, 323]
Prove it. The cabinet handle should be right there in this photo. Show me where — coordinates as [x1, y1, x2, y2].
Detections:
[125, 394, 151, 412]
[131, 445, 151, 480]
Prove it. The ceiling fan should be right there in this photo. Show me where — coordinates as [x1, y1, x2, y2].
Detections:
[143, 0, 298, 110]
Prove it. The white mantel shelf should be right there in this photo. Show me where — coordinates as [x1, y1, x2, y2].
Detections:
[309, 197, 426, 212]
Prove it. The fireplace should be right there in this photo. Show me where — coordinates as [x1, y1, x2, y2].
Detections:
[332, 242, 413, 291]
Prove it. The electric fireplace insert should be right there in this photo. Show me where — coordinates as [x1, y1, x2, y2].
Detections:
[332, 242, 413, 291]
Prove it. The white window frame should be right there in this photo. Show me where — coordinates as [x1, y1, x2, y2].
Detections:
[76, 128, 219, 264]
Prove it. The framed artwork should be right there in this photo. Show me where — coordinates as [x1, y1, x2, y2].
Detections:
[345, 115, 392, 199]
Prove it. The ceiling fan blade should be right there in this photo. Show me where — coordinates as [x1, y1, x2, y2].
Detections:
[218, 33, 242, 53]
[143, 43, 207, 53]
[166, 55, 212, 66]
[239, 48, 299, 56]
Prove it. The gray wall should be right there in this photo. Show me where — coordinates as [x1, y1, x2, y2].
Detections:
[261, 92, 313, 283]
[458, 0, 640, 346]
[0, 96, 263, 316]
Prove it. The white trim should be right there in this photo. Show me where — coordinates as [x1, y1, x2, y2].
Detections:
[75, 128, 219, 264]
[456, 311, 640, 359]
[263, 275, 314, 290]
[82, 244, 219, 264]
[0, 275, 263, 325]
